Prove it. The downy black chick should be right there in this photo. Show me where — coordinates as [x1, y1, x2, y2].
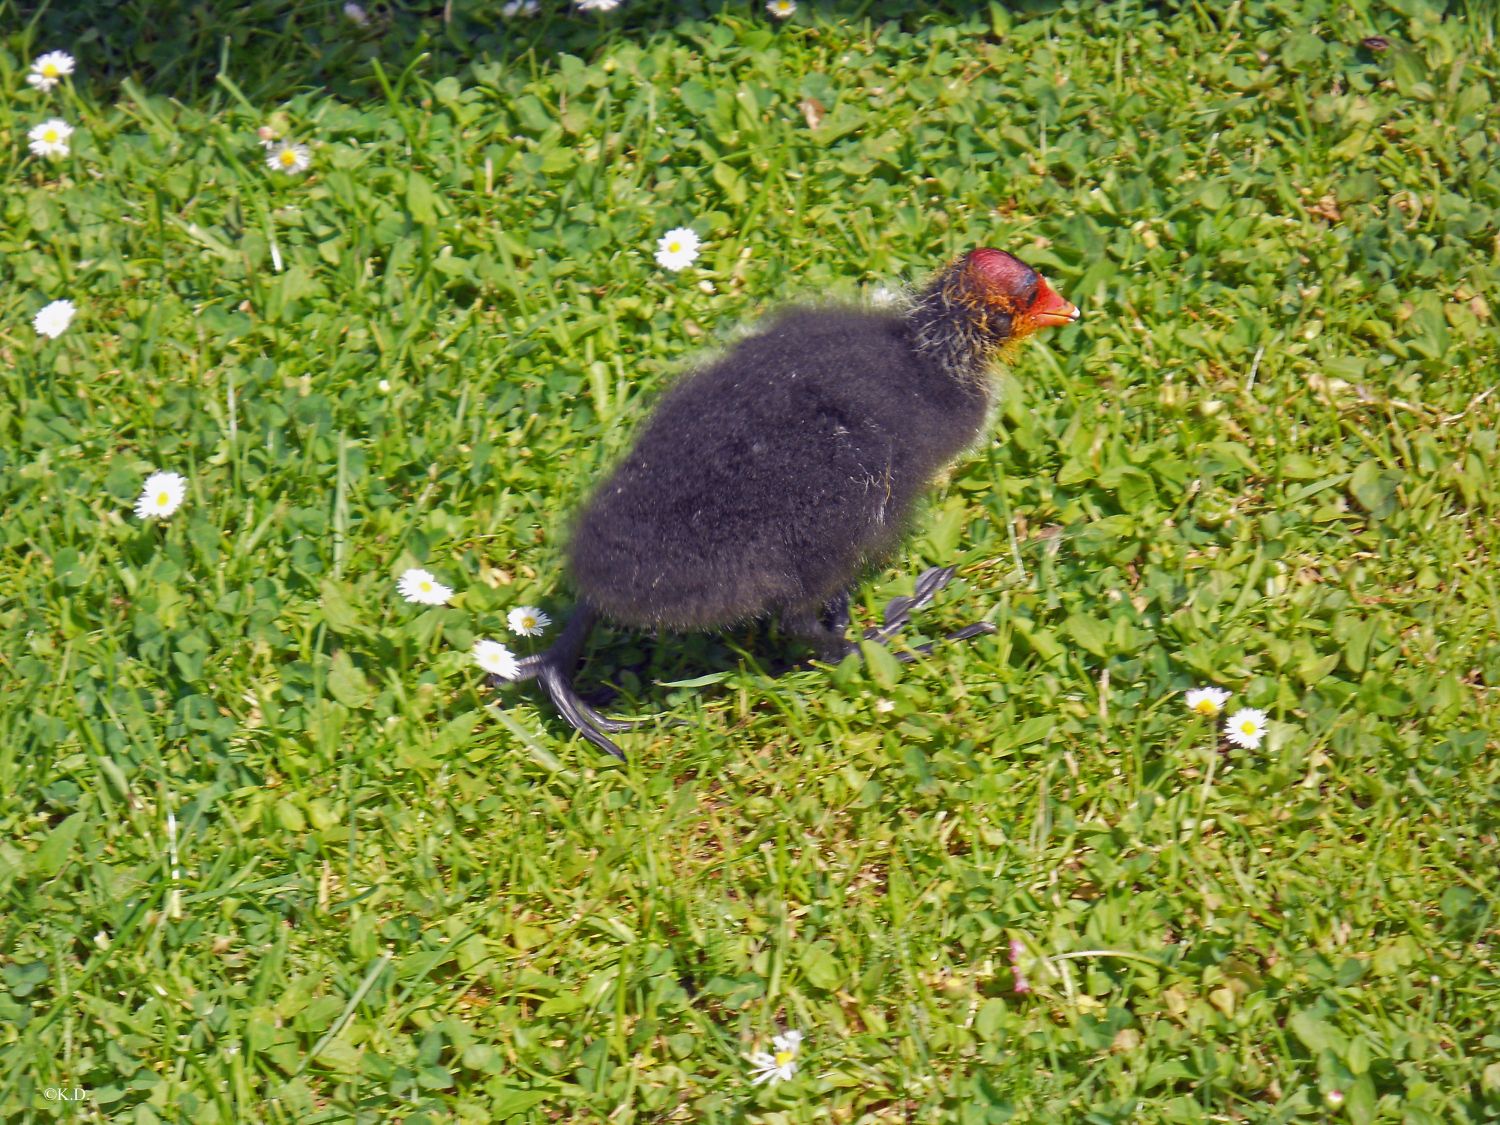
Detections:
[504, 247, 1079, 759]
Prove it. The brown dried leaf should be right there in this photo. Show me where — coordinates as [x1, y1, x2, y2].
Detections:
[1308, 193, 1341, 222]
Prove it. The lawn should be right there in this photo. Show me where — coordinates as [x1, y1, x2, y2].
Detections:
[2, 0, 1499, 1120]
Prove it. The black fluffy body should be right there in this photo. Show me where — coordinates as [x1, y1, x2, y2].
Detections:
[567, 306, 990, 633]
[506, 249, 1075, 759]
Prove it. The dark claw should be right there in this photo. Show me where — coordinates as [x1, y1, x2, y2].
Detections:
[862, 567, 992, 661]
[509, 653, 546, 683]
[910, 565, 959, 608]
[538, 665, 626, 760]
[891, 621, 997, 663]
[874, 565, 957, 637]
[500, 606, 696, 760]
[881, 593, 915, 628]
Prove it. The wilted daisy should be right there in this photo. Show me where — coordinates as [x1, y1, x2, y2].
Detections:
[1223, 707, 1268, 750]
[135, 471, 188, 520]
[655, 227, 701, 272]
[502, 0, 539, 13]
[766, 0, 797, 18]
[1184, 686, 1230, 717]
[748, 1029, 803, 1086]
[397, 567, 453, 606]
[474, 638, 520, 680]
[508, 606, 552, 637]
[33, 298, 76, 339]
[1009, 936, 1032, 994]
[576, 0, 622, 10]
[28, 118, 73, 158]
[27, 51, 75, 91]
[266, 142, 311, 175]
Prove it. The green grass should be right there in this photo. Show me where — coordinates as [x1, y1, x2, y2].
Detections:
[3, 0, 1500, 1120]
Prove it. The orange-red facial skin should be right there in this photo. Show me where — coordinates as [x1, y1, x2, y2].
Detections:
[905, 248, 1080, 380]
[950, 255, 1079, 351]
[957, 251, 1078, 330]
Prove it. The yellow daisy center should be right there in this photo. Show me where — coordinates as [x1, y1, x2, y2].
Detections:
[281, 150, 298, 166]
[1193, 700, 1217, 714]
[419, 580, 433, 591]
[43, 128, 59, 142]
[667, 240, 682, 252]
[42, 63, 60, 77]
[1240, 720, 1256, 733]
[774, 1049, 794, 1066]
[521, 615, 536, 628]
[157, 491, 171, 506]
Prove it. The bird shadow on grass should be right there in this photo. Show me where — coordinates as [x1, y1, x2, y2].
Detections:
[16, 0, 1067, 108]
[536, 616, 825, 737]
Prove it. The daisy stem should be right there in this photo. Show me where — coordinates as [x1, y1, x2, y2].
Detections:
[333, 431, 351, 579]
[1196, 731, 1218, 835]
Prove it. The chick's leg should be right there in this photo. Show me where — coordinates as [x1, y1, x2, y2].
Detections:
[864, 566, 996, 662]
[780, 590, 856, 664]
[493, 606, 628, 760]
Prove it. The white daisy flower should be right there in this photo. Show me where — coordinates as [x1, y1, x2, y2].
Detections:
[748, 1029, 803, 1086]
[502, 0, 540, 13]
[28, 118, 73, 158]
[1184, 686, 1230, 717]
[397, 567, 454, 606]
[266, 142, 312, 175]
[474, 639, 520, 680]
[1223, 707, 1268, 749]
[135, 471, 188, 520]
[655, 227, 701, 272]
[507, 606, 552, 636]
[766, 0, 797, 17]
[27, 51, 76, 91]
[33, 298, 76, 339]
[576, 0, 622, 10]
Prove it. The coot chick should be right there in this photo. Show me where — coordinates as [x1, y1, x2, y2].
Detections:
[505, 247, 1078, 759]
